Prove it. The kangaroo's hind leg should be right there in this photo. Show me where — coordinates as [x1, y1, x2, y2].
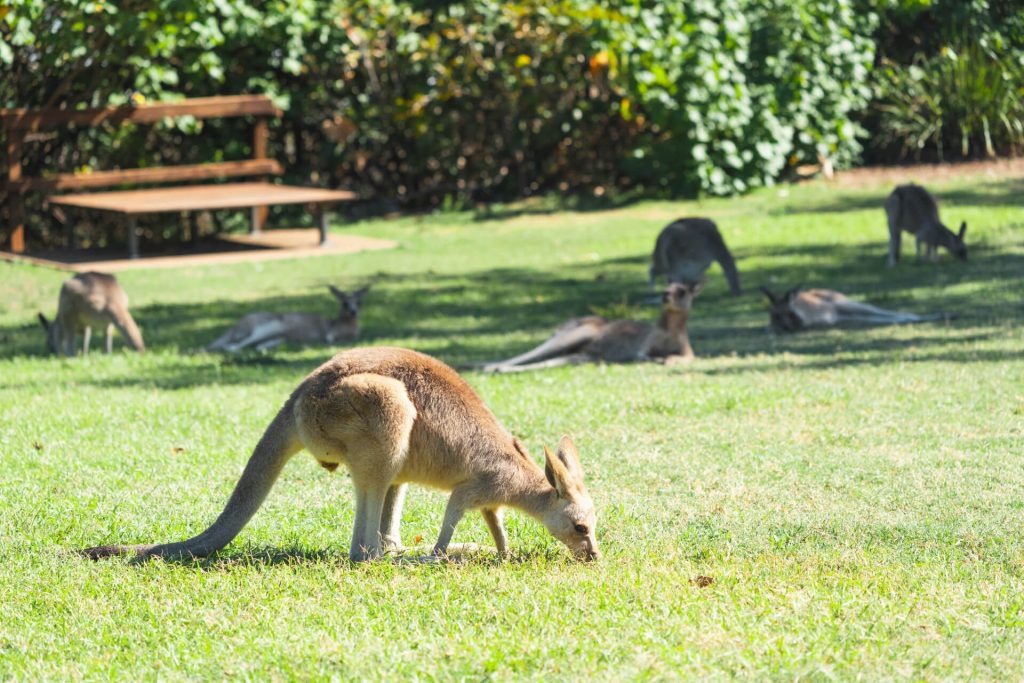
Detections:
[105, 323, 114, 354]
[82, 326, 92, 355]
[482, 507, 507, 556]
[294, 372, 418, 562]
[380, 483, 409, 551]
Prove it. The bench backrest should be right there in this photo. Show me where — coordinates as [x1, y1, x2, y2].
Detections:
[1, 95, 284, 251]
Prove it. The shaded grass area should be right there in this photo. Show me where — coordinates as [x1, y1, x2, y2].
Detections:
[0, 176, 1023, 679]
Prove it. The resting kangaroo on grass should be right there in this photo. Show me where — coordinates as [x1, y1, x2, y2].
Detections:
[885, 184, 967, 266]
[38, 272, 144, 356]
[83, 346, 600, 562]
[482, 282, 702, 372]
[649, 218, 741, 295]
[207, 285, 368, 352]
[761, 285, 947, 332]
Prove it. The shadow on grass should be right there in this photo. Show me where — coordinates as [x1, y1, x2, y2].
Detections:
[4, 235, 1021, 388]
[82, 544, 555, 569]
[775, 178, 1024, 215]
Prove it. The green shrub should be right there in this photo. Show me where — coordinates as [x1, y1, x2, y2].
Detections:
[873, 45, 1024, 161]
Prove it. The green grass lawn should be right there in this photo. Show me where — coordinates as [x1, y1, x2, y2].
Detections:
[1, 175, 1023, 680]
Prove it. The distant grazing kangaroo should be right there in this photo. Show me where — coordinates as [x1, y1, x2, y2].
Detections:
[207, 285, 368, 352]
[82, 347, 600, 562]
[37, 271, 145, 356]
[885, 184, 967, 266]
[761, 285, 947, 332]
[483, 282, 702, 372]
[649, 218, 741, 295]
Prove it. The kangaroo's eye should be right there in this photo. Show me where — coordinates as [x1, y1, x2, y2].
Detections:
[574, 523, 588, 534]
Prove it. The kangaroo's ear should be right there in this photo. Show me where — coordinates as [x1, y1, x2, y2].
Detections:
[327, 285, 349, 302]
[544, 445, 576, 498]
[556, 434, 585, 483]
[37, 313, 50, 331]
[688, 279, 705, 297]
[958, 221, 967, 239]
[354, 284, 371, 300]
[760, 286, 778, 303]
[786, 283, 803, 301]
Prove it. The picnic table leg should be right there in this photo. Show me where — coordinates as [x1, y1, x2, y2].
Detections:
[249, 206, 266, 235]
[316, 205, 330, 246]
[126, 216, 139, 259]
[189, 212, 200, 248]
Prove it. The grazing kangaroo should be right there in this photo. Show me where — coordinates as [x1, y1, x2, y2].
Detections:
[37, 271, 145, 356]
[649, 218, 741, 295]
[207, 285, 368, 352]
[483, 282, 702, 372]
[82, 347, 599, 562]
[885, 184, 967, 266]
[761, 285, 946, 332]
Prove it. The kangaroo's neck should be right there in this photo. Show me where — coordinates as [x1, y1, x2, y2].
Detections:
[489, 440, 557, 521]
[652, 308, 692, 357]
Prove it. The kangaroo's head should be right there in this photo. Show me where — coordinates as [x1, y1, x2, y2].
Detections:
[761, 285, 804, 332]
[946, 221, 968, 261]
[540, 435, 600, 561]
[37, 313, 59, 354]
[662, 280, 703, 313]
[328, 285, 370, 322]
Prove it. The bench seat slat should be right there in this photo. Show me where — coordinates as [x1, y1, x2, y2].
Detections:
[49, 182, 357, 214]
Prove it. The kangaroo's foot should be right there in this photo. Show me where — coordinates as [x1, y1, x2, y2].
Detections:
[664, 354, 695, 367]
[381, 534, 405, 553]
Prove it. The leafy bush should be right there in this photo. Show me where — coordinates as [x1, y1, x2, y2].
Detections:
[0, 0, 879, 247]
[873, 46, 1024, 161]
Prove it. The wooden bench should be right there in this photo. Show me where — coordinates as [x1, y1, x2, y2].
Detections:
[2, 95, 356, 259]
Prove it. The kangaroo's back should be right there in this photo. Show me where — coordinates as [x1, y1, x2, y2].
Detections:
[650, 218, 741, 294]
[886, 184, 941, 234]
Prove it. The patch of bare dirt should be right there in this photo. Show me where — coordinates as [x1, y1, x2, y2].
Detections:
[827, 158, 1024, 189]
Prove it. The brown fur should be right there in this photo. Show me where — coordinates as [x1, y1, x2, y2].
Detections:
[37, 271, 145, 356]
[82, 347, 599, 562]
[206, 285, 367, 352]
[761, 285, 946, 332]
[649, 218, 741, 295]
[482, 282, 702, 372]
[885, 184, 967, 266]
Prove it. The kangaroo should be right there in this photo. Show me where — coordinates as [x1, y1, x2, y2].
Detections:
[649, 218, 741, 295]
[761, 285, 947, 332]
[37, 271, 145, 356]
[482, 282, 702, 372]
[82, 347, 599, 562]
[885, 184, 967, 266]
[207, 285, 368, 352]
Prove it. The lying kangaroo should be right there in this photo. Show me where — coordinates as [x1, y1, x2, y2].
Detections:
[483, 282, 702, 372]
[761, 285, 946, 332]
[885, 184, 967, 266]
[37, 271, 145, 356]
[83, 347, 599, 562]
[649, 218, 741, 295]
[207, 285, 368, 352]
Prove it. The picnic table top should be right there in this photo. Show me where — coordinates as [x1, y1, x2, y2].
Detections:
[48, 182, 357, 215]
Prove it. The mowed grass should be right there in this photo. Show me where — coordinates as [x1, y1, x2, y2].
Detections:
[1, 175, 1023, 680]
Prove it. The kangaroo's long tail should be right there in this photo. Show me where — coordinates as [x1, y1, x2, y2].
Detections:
[836, 300, 949, 324]
[482, 318, 603, 371]
[82, 399, 303, 560]
[111, 308, 145, 352]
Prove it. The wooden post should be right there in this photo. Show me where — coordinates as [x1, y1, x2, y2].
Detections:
[126, 216, 139, 259]
[6, 133, 25, 253]
[251, 117, 269, 232]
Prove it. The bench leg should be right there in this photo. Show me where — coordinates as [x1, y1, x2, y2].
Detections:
[126, 216, 139, 259]
[65, 210, 77, 249]
[316, 205, 330, 246]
